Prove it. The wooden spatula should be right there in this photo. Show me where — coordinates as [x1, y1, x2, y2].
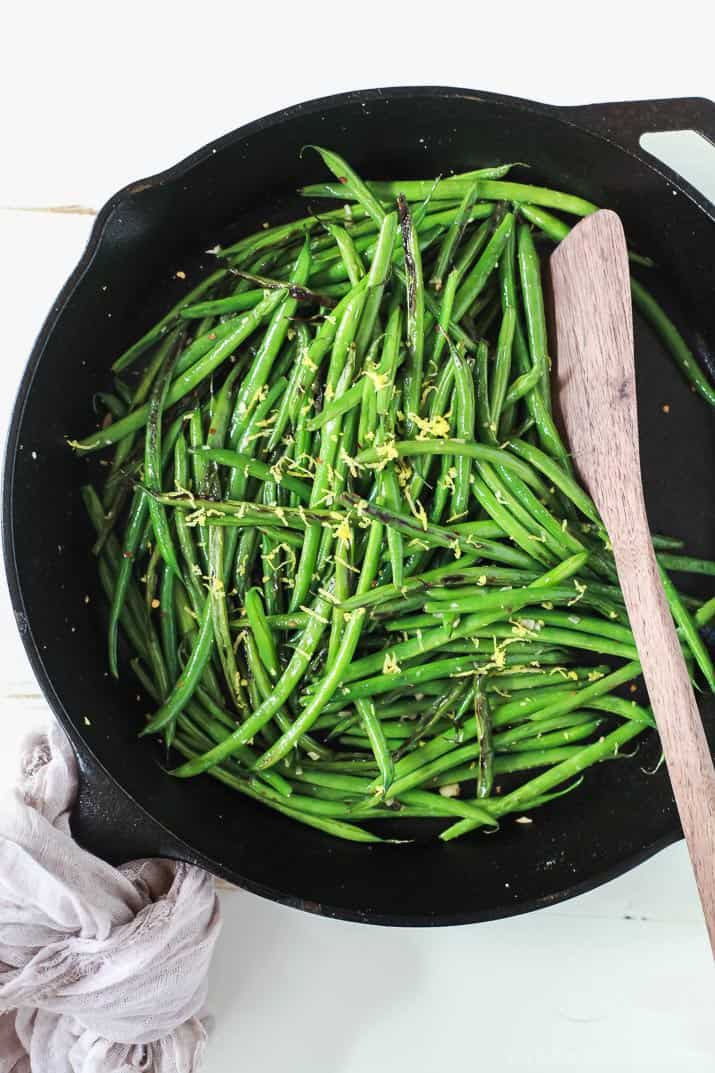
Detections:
[549, 209, 715, 954]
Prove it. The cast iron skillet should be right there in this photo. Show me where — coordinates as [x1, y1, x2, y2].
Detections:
[3, 87, 714, 926]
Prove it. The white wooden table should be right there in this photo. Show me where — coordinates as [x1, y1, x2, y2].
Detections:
[1, 8, 713, 1070]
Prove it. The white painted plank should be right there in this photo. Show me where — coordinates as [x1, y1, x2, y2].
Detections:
[209, 857, 712, 1073]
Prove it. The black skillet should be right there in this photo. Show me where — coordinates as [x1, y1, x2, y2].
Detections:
[3, 88, 714, 925]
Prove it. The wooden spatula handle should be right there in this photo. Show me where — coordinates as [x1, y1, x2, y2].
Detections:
[551, 209, 715, 953]
[613, 497, 715, 952]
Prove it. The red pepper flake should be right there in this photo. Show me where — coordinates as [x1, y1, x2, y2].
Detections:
[209, 427, 217, 435]
[122, 551, 133, 559]
[338, 176, 348, 184]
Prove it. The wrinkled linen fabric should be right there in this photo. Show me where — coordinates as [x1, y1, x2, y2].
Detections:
[0, 724, 221, 1073]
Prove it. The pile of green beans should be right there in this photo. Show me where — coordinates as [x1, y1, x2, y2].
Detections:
[73, 148, 715, 843]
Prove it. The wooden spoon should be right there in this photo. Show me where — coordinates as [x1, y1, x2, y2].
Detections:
[549, 209, 715, 954]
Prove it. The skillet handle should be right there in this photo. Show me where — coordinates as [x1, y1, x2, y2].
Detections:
[72, 746, 203, 868]
[559, 97, 715, 151]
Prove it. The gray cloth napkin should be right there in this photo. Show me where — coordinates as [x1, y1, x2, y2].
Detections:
[0, 724, 221, 1073]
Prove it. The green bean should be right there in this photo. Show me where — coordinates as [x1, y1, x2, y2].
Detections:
[494, 710, 607, 746]
[83, 486, 150, 656]
[395, 680, 472, 759]
[695, 597, 715, 627]
[180, 288, 266, 319]
[306, 381, 362, 431]
[301, 177, 598, 216]
[290, 353, 359, 612]
[453, 212, 514, 321]
[430, 179, 480, 291]
[491, 624, 638, 662]
[517, 223, 552, 412]
[305, 145, 387, 227]
[493, 745, 587, 773]
[152, 491, 339, 527]
[423, 578, 608, 617]
[357, 438, 550, 497]
[490, 306, 516, 430]
[144, 331, 183, 577]
[310, 222, 441, 289]
[340, 553, 482, 611]
[474, 678, 494, 798]
[375, 410, 405, 588]
[398, 195, 425, 436]
[326, 223, 365, 286]
[328, 516, 352, 667]
[158, 562, 179, 683]
[208, 525, 247, 712]
[513, 608, 634, 643]
[631, 279, 715, 406]
[141, 594, 214, 736]
[453, 220, 492, 285]
[193, 447, 311, 503]
[658, 565, 715, 690]
[507, 439, 600, 524]
[328, 655, 488, 707]
[356, 697, 394, 794]
[342, 492, 539, 569]
[229, 268, 344, 307]
[392, 789, 496, 826]
[531, 551, 589, 587]
[504, 721, 603, 750]
[583, 695, 654, 727]
[245, 586, 280, 679]
[230, 243, 312, 441]
[375, 303, 404, 416]
[450, 347, 476, 517]
[174, 318, 245, 377]
[107, 489, 149, 678]
[259, 486, 282, 618]
[431, 268, 459, 370]
[358, 335, 382, 448]
[471, 474, 552, 566]
[171, 434, 205, 613]
[656, 553, 715, 577]
[492, 667, 609, 693]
